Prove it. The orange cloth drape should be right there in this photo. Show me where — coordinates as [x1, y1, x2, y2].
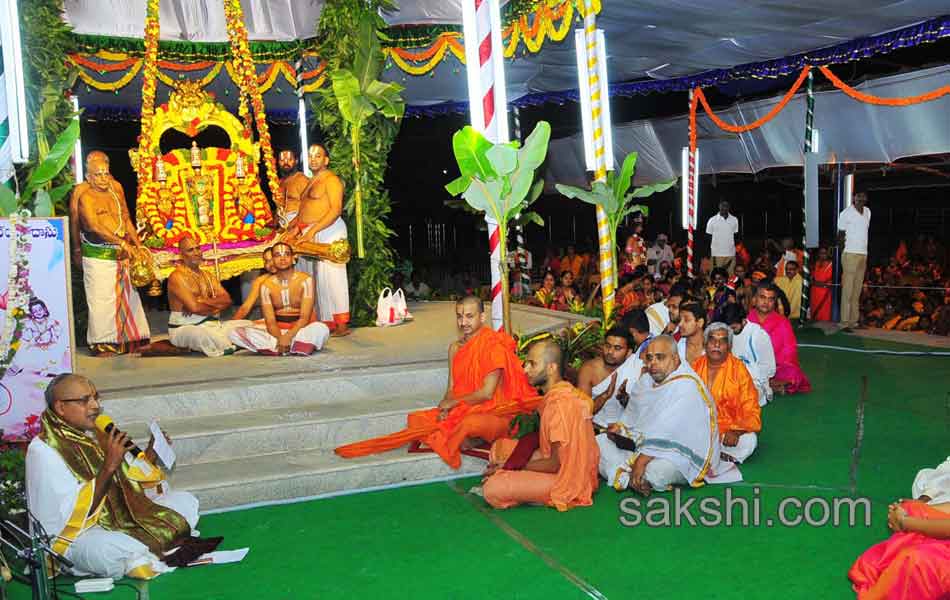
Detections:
[335, 327, 539, 464]
[692, 354, 761, 434]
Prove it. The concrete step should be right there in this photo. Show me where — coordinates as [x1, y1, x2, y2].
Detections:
[100, 361, 447, 423]
[170, 447, 483, 511]
[122, 394, 440, 467]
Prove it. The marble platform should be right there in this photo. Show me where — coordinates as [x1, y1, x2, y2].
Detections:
[82, 302, 588, 511]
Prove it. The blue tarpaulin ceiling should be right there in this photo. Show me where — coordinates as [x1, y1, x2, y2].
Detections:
[65, 0, 950, 109]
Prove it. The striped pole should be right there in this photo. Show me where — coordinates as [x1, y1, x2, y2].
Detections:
[510, 106, 531, 297]
[295, 58, 311, 177]
[462, 0, 508, 331]
[687, 90, 697, 279]
[800, 71, 815, 323]
[578, 1, 615, 317]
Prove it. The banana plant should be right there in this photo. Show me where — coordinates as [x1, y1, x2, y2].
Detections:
[0, 119, 80, 217]
[555, 151, 676, 302]
[318, 17, 405, 258]
[445, 121, 551, 334]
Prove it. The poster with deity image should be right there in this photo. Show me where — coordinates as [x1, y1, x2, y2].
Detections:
[0, 216, 75, 440]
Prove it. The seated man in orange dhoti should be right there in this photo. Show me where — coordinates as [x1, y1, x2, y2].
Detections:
[406, 296, 538, 469]
[691, 322, 761, 464]
[335, 296, 538, 467]
[482, 339, 599, 511]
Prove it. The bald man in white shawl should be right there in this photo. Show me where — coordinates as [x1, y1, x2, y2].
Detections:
[597, 336, 741, 494]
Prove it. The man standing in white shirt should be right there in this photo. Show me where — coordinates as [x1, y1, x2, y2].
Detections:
[647, 233, 674, 275]
[705, 201, 739, 274]
[837, 191, 871, 330]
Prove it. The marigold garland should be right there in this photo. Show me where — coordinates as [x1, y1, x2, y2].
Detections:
[818, 65, 950, 106]
[135, 0, 161, 189]
[691, 64, 950, 153]
[223, 0, 280, 202]
[693, 66, 813, 136]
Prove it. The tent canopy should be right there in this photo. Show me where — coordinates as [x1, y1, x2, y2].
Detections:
[64, 0, 949, 106]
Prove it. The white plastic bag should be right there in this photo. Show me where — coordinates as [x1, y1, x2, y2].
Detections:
[375, 288, 404, 327]
[392, 288, 413, 322]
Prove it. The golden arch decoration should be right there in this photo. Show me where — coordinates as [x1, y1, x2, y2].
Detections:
[130, 80, 276, 280]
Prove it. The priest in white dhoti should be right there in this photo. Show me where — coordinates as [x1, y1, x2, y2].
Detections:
[282, 144, 351, 336]
[597, 336, 741, 495]
[913, 457, 950, 505]
[228, 243, 330, 356]
[166, 236, 249, 357]
[721, 303, 776, 406]
[26, 374, 197, 580]
[76, 154, 151, 355]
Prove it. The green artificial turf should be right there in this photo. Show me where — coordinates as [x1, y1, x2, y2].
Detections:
[6, 332, 947, 599]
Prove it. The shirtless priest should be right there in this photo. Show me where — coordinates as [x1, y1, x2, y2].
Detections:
[166, 236, 243, 357]
[76, 152, 150, 355]
[228, 242, 330, 355]
[282, 144, 350, 336]
[275, 149, 309, 228]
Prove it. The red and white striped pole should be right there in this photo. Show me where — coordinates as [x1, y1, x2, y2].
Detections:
[462, 0, 509, 331]
[686, 90, 698, 279]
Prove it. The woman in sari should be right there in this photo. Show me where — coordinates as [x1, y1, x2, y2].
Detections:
[810, 246, 834, 321]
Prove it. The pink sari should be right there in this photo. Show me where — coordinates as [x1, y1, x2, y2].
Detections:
[849, 501, 950, 599]
[748, 310, 811, 393]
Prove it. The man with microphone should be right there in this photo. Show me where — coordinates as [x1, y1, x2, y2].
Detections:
[25, 374, 199, 580]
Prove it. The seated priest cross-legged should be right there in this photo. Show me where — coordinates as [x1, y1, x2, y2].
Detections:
[597, 335, 741, 496]
[166, 236, 246, 357]
[577, 326, 633, 430]
[231, 247, 277, 321]
[408, 296, 538, 469]
[691, 323, 762, 464]
[482, 340, 600, 511]
[333, 296, 539, 465]
[720, 303, 776, 406]
[748, 283, 811, 395]
[25, 375, 200, 580]
[228, 242, 330, 356]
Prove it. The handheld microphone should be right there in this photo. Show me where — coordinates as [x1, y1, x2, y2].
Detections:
[94, 415, 144, 457]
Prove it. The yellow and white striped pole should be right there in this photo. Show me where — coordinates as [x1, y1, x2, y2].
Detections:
[576, 2, 615, 317]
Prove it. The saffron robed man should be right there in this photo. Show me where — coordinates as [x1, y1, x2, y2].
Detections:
[334, 296, 539, 465]
[26, 375, 199, 580]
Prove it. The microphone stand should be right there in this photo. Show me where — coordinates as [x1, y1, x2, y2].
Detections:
[1, 514, 74, 600]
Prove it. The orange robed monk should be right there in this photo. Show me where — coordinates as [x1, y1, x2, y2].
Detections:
[406, 296, 538, 469]
[482, 339, 600, 511]
[691, 322, 761, 464]
[334, 296, 539, 463]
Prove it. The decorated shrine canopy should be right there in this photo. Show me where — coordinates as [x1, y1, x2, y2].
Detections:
[65, 0, 950, 117]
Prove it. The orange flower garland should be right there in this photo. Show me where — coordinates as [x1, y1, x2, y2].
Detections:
[818, 65, 950, 106]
